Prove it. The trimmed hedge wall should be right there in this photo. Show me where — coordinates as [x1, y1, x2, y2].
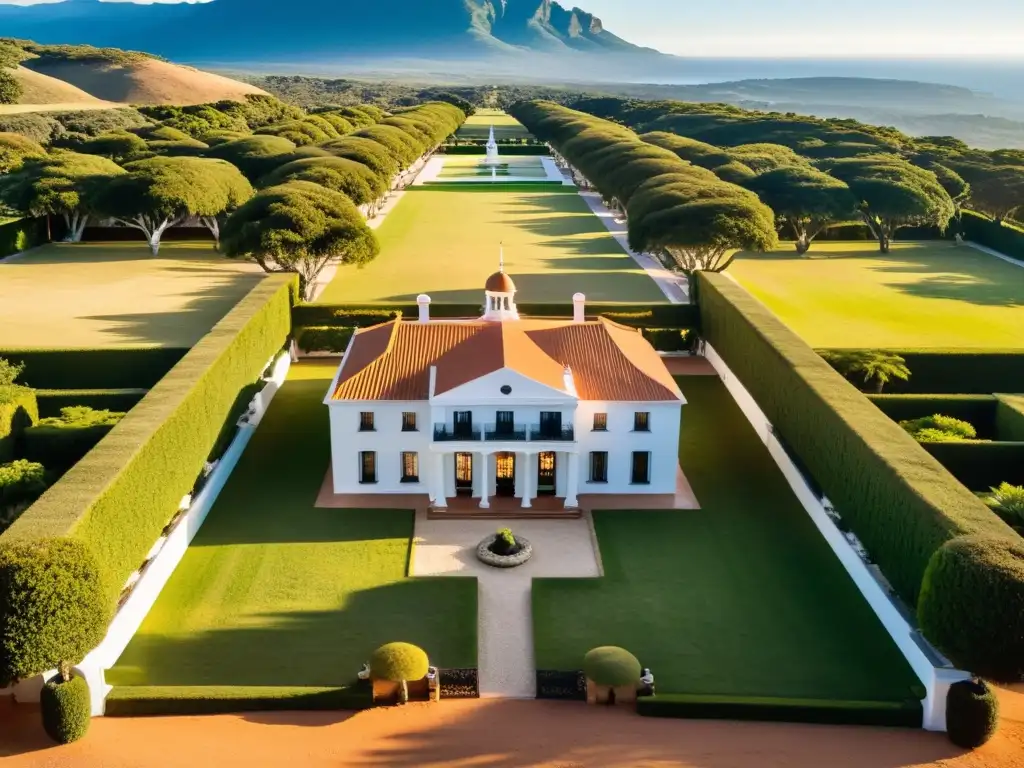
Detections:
[869, 395, 998, 439]
[962, 210, 1024, 262]
[820, 349, 1024, 395]
[296, 326, 355, 354]
[0, 217, 48, 260]
[0, 387, 38, 464]
[1, 275, 296, 607]
[104, 685, 372, 716]
[293, 302, 700, 330]
[34, 389, 148, 418]
[636, 694, 923, 728]
[996, 395, 1024, 442]
[697, 273, 1015, 605]
[922, 441, 1024, 491]
[0, 349, 186, 390]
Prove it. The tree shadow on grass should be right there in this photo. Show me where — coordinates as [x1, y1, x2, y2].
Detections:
[107, 579, 478, 688]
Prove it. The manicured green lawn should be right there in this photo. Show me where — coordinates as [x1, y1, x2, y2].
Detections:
[0, 242, 264, 348]
[729, 241, 1024, 349]
[456, 109, 532, 141]
[320, 187, 666, 304]
[533, 376, 923, 703]
[107, 361, 476, 687]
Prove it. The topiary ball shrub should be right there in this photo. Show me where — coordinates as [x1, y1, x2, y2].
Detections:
[900, 414, 977, 442]
[0, 538, 110, 687]
[583, 646, 642, 687]
[946, 679, 999, 749]
[489, 528, 522, 557]
[369, 642, 429, 683]
[41, 674, 91, 744]
[918, 535, 1024, 681]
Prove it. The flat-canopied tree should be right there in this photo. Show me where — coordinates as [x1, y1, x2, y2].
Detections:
[259, 156, 384, 209]
[0, 131, 45, 174]
[962, 163, 1024, 224]
[825, 156, 955, 252]
[77, 131, 148, 164]
[627, 170, 778, 275]
[318, 137, 399, 180]
[97, 156, 253, 254]
[746, 165, 858, 253]
[204, 134, 298, 181]
[221, 181, 379, 300]
[0, 151, 125, 242]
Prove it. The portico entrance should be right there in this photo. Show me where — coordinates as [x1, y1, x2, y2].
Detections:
[495, 452, 516, 497]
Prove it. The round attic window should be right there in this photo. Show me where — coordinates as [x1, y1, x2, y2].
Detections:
[500, 385, 512, 395]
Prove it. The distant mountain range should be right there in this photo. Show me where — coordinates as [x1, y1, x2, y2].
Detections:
[0, 0, 658, 62]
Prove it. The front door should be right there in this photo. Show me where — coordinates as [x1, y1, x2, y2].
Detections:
[455, 453, 473, 495]
[537, 452, 556, 496]
[495, 452, 516, 497]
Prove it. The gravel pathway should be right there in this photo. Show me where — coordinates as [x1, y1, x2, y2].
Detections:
[577, 190, 690, 304]
[411, 513, 601, 698]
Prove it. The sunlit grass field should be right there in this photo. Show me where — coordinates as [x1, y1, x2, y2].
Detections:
[0, 242, 263, 348]
[320, 186, 665, 304]
[456, 108, 532, 141]
[729, 241, 1024, 348]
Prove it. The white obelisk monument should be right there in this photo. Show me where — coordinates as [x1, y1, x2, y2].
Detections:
[484, 124, 500, 166]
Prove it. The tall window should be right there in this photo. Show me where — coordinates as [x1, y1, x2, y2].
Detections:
[593, 413, 608, 431]
[401, 452, 419, 483]
[454, 411, 473, 436]
[631, 451, 650, 484]
[359, 412, 375, 432]
[539, 411, 561, 437]
[402, 412, 417, 432]
[633, 412, 650, 432]
[590, 451, 608, 483]
[496, 410, 514, 434]
[360, 451, 377, 484]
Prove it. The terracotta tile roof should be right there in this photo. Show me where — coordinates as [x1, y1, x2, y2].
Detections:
[332, 318, 683, 402]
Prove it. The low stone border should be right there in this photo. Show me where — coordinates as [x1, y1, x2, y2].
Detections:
[476, 534, 533, 568]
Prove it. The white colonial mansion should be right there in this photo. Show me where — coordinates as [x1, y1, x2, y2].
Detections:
[324, 268, 685, 511]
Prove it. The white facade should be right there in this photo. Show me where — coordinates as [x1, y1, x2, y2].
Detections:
[324, 274, 684, 510]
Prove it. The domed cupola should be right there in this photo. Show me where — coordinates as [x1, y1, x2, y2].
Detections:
[482, 245, 519, 321]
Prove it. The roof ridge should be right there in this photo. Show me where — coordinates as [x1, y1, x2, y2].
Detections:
[598, 318, 683, 401]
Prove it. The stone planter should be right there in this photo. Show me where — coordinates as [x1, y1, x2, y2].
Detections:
[476, 534, 533, 568]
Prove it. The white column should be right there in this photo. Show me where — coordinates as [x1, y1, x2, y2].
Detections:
[433, 452, 447, 508]
[565, 452, 580, 508]
[521, 452, 533, 509]
[478, 451, 490, 509]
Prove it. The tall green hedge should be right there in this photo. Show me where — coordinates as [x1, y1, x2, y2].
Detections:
[0, 217, 48, 260]
[293, 302, 700, 330]
[0, 387, 38, 464]
[996, 395, 1024, 442]
[922, 441, 1024, 492]
[821, 349, 1024, 395]
[0, 348, 186, 390]
[697, 273, 1015, 605]
[868, 395, 998, 439]
[1, 275, 296, 607]
[962, 210, 1024, 262]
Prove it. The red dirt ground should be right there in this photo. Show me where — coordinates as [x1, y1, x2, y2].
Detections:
[2, 685, 1022, 768]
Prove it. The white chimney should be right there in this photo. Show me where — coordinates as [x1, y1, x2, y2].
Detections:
[417, 294, 431, 323]
[572, 292, 586, 323]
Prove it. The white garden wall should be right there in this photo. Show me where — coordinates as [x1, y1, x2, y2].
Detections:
[704, 342, 970, 731]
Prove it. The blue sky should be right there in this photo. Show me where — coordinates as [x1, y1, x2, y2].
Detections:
[3, 0, 1023, 57]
